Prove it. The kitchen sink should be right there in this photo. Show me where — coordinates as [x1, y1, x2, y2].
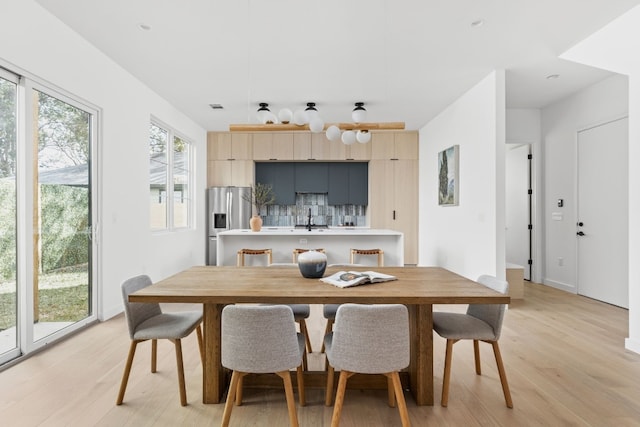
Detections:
[294, 224, 329, 229]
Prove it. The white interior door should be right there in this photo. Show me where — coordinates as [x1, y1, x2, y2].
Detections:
[505, 144, 531, 280]
[577, 117, 628, 308]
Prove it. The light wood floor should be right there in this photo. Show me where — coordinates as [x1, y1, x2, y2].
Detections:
[1, 282, 640, 426]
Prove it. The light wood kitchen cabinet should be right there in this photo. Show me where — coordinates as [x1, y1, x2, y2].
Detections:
[292, 133, 343, 160]
[295, 133, 371, 160]
[371, 131, 418, 160]
[252, 133, 294, 160]
[207, 132, 254, 186]
[346, 138, 372, 160]
[207, 160, 254, 187]
[369, 159, 418, 264]
[207, 132, 252, 160]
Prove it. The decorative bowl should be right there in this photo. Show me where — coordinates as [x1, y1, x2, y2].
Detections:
[297, 250, 327, 278]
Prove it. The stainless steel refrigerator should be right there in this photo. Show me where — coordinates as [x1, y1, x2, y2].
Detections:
[207, 186, 252, 265]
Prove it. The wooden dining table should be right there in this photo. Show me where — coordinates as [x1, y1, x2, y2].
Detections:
[129, 265, 510, 406]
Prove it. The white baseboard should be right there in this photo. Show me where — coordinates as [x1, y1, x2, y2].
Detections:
[101, 304, 123, 321]
[542, 279, 576, 293]
[625, 338, 640, 355]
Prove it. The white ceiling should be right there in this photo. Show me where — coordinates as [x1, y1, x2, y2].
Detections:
[36, 0, 640, 131]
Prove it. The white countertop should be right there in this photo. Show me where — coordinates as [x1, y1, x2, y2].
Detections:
[218, 227, 403, 236]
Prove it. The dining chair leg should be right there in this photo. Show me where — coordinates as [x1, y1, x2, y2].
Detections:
[490, 341, 513, 408]
[325, 364, 335, 406]
[276, 370, 299, 427]
[296, 363, 306, 406]
[196, 324, 204, 366]
[473, 339, 481, 375]
[299, 320, 313, 353]
[331, 370, 355, 427]
[222, 370, 244, 427]
[388, 371, 411, 427]
[300, 346, 308, 372]
[441, 339, 455, 407]
[235, 375, 244, 406]
[173, 339, 187, 406]
[151, 339, 157, 373]
[387, 375, 396, 407]
[116, 340, 138, 405]
[321, 319, 334, 354]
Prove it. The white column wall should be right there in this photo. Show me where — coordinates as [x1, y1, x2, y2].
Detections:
[418, 71, 506, 281]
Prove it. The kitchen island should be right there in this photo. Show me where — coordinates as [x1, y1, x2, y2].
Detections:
[216, 227, 404, 266]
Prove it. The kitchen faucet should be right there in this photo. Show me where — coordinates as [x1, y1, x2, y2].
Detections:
[307, 208, 312, 231]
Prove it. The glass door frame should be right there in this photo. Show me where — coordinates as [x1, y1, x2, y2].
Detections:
[16, 77, 99, 356]
[0, 68, 21, 365]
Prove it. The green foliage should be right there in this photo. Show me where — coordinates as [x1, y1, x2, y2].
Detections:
[37, 91, 90, 168]
[40, 185, 89, 273]
[0, 180, 16, 280]
[0, 283, 89, 331]
[0, 78, 17, 178]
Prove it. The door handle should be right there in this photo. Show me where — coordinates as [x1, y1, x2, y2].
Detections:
[577, 231, 585, 236]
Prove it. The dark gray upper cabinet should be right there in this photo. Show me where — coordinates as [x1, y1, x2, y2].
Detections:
[255, 162, 295, 205]
[328, 163, 349, 204]
[328, 162, 368, 205]
[294, 163, 329, 193]
[257, 161, 368, 206]
[348, 162, 368, 205]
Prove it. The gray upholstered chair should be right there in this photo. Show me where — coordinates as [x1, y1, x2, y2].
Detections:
[266, 263, 313, 356]
[321, 256, 384, 356]
[116, 275, 203, 406]
[221, 305, 306, 427]
[432, 274, 513, 408]
[324, 304, 411, 427]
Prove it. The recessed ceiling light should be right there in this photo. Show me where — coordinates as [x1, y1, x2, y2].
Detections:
[546, 74, 560, 80]
[471, 20, 484, 27]
[138, 23, 152, 31]
[209, 104, 224, 110]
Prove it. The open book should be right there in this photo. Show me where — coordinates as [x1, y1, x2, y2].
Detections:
[320, 271, 397, 288]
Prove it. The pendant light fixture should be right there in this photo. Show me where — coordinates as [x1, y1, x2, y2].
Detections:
[231, 101, 404, 138]
[352, 102, 367, 123]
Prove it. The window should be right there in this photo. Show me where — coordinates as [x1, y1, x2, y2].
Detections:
[149, 121, 192, 230]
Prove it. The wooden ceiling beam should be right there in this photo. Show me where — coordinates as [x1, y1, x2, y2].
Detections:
[229, 122, 405, 132]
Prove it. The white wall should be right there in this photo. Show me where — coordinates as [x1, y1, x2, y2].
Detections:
[540, 74, 628, 292]
[561, 5, 640, 353]
[1, 1, 207, 319]
[418, 71, 506, 281]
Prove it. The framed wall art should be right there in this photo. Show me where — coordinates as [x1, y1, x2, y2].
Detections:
[438, 145, 459, 206]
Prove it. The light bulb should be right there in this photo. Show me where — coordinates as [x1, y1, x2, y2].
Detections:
[352, 103, 367, 123]
[341, 130, 356, 145]
[293, 109, 309, 126]
[356, 130, 371, 143]
[326, 125, 341, 141]
[309, 117, 325, 133]
[263, 111, 278, 124]
[278, 108, 293, 124]
[256, 103, 270, 123]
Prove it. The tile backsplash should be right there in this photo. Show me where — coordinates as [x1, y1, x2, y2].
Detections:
[262, 193, 366, 227]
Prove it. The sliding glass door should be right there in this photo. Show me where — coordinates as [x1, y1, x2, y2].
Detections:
[32, 88, 94, 342]
[0, 69, 97, 366]
[0, 72, 18, 363]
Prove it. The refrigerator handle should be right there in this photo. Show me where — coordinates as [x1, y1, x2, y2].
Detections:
[227, 191, 232, 229]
